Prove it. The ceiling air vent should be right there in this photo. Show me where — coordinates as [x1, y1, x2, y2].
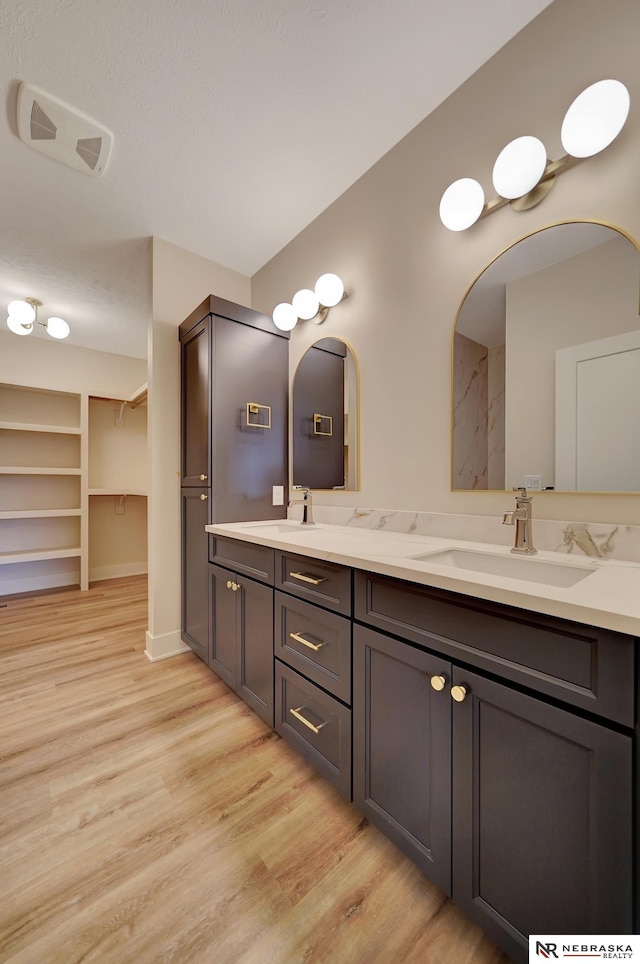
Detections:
[30, 100, 57, 140]
[17, 82, 113, 177]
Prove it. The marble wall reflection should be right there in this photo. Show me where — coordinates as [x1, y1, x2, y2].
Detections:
[453, 332, 487, 488]
[487, 344, 505, 489]
[453, 334, 505, 489]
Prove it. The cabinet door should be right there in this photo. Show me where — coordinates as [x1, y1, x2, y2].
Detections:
[452, 668, 633, 963]
[181, 318, 211, 487]
[212, 316, 287, 522]
[181, 488, 210, 662]
[209, 563, 238, 687]
[352, 625, 452, 894]
[237, 575, 274, 727]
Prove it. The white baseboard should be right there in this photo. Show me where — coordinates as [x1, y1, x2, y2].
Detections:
[145, 629, 190, 662]
[89, 561, 148, 583]
[0, 572, 78, 597]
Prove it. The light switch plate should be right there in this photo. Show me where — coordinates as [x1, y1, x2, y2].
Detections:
[272, 485, 284, 506]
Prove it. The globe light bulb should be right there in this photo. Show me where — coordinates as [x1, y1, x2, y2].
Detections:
[439, 178, 485, 231]
[314, 273, 344, 308]
[46, 317, 70, 339]
[7, 314, 33, 335]
[492, 136, 547, 199]
[291, 289, 320, 321]
[8, 300, 36, 324]
[561, 79, 630, 158]
[272, 302, 298, 331]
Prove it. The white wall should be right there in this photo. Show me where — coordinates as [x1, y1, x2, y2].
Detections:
[251, 0, 640, 528]
[0, 330, 145, 397]
[147, 237, 251, 659]
[505, 236, 639, 487]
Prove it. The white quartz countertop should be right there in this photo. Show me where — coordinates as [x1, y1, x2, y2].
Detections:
[205, 520, 640, 636]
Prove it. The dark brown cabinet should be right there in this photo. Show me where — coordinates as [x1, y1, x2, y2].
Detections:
[451, 666, 632, 959]
[180, 318, 211, 488]
[209, 562, 274, 727]
[180, 487, 210, 662]
[352, 625, 452, 894]
[197, 537, 638, 962]
[353, 621, 633, 964]
[273, 549, 353, 798]
[179, 295, 288, 662]
[275, 660, 352, 799]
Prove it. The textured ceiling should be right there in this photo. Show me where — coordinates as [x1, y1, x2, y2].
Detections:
[0, 0, 553, 358]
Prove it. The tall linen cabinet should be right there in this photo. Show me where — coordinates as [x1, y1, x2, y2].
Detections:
[179, 295, 289, 664]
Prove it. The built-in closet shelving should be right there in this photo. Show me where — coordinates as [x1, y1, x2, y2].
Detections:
[87, 392, 147, 585]
[0, 383, 84, 596]
[0, 381, 148, 598]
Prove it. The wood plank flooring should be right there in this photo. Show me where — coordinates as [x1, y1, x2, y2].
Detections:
[0, 577, 512, 964]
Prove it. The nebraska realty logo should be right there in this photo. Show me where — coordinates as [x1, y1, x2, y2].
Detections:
[529, 936, 639, 961]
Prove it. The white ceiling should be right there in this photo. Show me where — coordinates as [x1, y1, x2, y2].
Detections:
[0, 0, 553, 359]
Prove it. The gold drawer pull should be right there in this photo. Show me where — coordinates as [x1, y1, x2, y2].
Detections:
[289, 571, 326, 586]
[199, 474, 208, 481]
[200, 493, 208, 501]
[290, 706, 328, 734]
[289, 631, 325, 652]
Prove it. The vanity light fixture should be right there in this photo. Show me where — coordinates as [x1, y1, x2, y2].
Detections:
[273, 273, 346, 331]
[6, 297, 70, 339]
[439, 79, 630, 231]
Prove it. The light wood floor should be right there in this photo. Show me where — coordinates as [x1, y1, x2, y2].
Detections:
[0, 577, 512, 964]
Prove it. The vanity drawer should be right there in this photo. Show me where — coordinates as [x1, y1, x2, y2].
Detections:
[275, 592, 351, 704]
[275, 661, 352, 800]
[210, 536, 274, 584]
[354, 570, 635, 726]
[275, 550, 352, 615]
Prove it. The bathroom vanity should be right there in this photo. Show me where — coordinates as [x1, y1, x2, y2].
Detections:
[205, 519, 640, 963]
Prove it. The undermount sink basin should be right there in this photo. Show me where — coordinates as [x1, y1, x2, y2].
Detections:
[411, 548, 596, 587]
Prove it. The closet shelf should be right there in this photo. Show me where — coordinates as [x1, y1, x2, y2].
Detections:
[128, 383, 147, 408]
[1, 466, 82, 475]
[88, 488, 147, 497]
[0, 509, 81, 520]
[0, 421, 81, 435]
[0, 547, 82, 565]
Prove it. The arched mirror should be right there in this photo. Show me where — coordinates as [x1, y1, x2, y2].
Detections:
[452, 222, 640, 492]
[292, 337, 359, 490]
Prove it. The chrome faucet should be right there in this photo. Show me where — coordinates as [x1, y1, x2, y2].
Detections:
[502, 487, 537, 554]
[288, 486, 315, 526]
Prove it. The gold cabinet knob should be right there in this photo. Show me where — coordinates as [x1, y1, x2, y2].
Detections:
[200, 493, 208, 501]
[199, 474, 208, 481]
[451, 684, 468, 703]
[430, 675, 447, 692]
[232, 582, 240, 592]
[226, 580, 232, 589]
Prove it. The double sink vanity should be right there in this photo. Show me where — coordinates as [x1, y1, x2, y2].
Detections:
[205, 512, 640, 963]
[182, 219, 640, 961]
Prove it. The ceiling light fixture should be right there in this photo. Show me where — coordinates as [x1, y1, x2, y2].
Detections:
[6, 298, 70, 340]
[273, 273, 346, 331]
[439, 79, 630, 231]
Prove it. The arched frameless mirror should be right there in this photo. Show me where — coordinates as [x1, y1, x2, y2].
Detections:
[452, 221, 640, 492]
[292, 337, 359, 490]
